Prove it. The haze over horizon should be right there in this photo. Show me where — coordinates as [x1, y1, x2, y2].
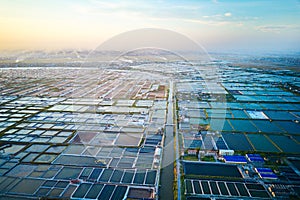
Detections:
[0, 0, 300, 53]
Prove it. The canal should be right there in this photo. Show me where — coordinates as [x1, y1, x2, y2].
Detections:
[159, 81, 175, 200]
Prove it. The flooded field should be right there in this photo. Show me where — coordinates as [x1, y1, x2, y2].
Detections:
[0, 61, 300, 199]
[0, 67, 168, 199]
[183, 162, 243, 178]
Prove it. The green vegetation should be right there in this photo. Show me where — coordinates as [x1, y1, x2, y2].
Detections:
[180, 165, 186, 200]
[183, 155, 198, 161]
[200, 155, 215, 162]
[50, 87, 60, 92]
[173, 162, 178, 200]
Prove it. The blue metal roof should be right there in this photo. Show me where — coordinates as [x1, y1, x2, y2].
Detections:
[224, 155, 247, 163]
[260, 173, 277, 179]
[256, 168, 273, 173]
[247, 154, 261, 157]
[248, 156, 264, 162]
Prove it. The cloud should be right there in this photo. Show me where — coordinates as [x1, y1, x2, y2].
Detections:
[150, 16, 247, 27]
[181, 18, 231, 26]
[256, 25, 300, 33]
[70, 1, 254, 28]
[70, 2, 145, 18]
[224, 12, 232, 17]
[202, 13, 235, 20]
[72, 1, 198, 19]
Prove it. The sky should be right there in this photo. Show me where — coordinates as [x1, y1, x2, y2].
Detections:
[0, 0, 299, 53]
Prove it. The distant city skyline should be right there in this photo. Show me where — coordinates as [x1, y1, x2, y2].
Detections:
[0, 0, 299, 53]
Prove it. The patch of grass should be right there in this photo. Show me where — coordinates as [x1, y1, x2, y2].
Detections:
[183, 155, 198, 161]
[201, 155, 216, 162]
